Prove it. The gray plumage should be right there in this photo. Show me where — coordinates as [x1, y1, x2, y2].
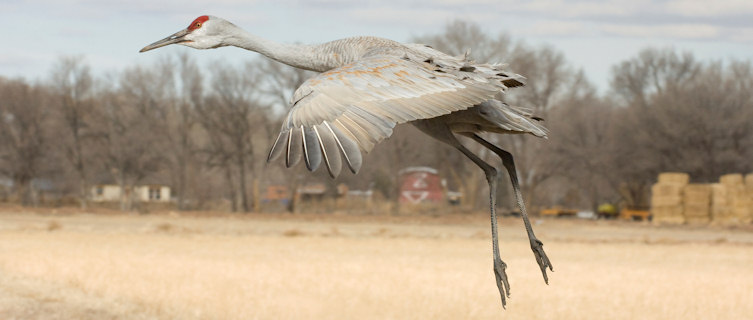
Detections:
[268, 40, 545, 177]
[140, 15, 552, 309]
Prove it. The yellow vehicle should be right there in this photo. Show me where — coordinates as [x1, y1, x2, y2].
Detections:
[597, 203, 618, 219]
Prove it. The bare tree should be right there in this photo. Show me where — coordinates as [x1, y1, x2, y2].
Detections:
[147, 54, 203, 210]
[0, 78, 51, 205]
[611, 48, 699, 108]
[543, 71, 618, 211]
[197, 61, 270, 212]
[49, 56, 95, 208]
[93, 67, 164, 211]
[603, 48, 753, 208]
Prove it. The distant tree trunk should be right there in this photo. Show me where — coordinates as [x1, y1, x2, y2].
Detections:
[78, 177, 88, 209]
[74, 139, 89, 209]
[252, 178, 260, 213]
[126, 185, 135, 212]
[15, 175, 32, 206]
[117, 175, 128, 211]
[224, 165, 237, 212]
[238, 152, 249, 212]
[176, 155, 187, 210]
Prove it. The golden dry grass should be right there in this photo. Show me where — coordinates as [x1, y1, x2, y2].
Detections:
[1, 210, 752, 319]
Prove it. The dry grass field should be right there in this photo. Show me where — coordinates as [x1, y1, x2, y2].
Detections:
[1, 207, 752, 320]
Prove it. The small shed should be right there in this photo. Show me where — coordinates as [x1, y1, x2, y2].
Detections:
[399, 167, 445, 204]
[91, 184, 171, 203]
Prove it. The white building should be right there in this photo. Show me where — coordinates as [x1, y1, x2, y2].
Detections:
[91, 184, 171, 203]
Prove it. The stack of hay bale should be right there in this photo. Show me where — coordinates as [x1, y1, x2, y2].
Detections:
[713, 174, 752, 225]
[651, 172, 689, 224]
[651, 172, 753, 225]
[683, 184, 711, 224]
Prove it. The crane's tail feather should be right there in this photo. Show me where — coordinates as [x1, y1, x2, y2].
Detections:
[480, 100, 549, 138]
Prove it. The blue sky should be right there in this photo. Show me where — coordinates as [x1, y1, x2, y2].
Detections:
[3, 0, 753, 91]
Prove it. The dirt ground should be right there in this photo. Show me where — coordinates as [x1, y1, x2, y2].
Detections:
[1, 207, 752, 319]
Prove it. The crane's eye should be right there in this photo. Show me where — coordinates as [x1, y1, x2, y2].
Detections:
[188, 15, 209, 31]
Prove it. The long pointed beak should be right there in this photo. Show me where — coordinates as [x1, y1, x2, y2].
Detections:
[139, 29, 190, 53]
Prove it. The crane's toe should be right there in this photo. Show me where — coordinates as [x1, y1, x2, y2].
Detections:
[530, 238, 553, 284]
[493, 258, 511, 308]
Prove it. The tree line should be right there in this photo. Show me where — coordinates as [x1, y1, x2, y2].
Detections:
[0, 21, 751, 213]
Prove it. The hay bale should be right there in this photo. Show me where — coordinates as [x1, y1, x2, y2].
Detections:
[720, 173, 744, 186]
[712, 207, 731, 221]
[710, 181, 752, 225]
[727, 184, 748, 201]
[683, 203, 710, 218]
[733, 208, 752, 224]
[711, 184, 727, 206]
[652, 183, 684, 197]
[658, 172, 690, 185]
[711, 183, 730, 223]
[728, 184, 752, 223]
[713, 215, 743, 226]
[652, 209, 685, 225]
[651, 196, 682, 207]
[652, 206, 685, 225]
[683, 184, 710, 205]
[651, 180, 685, 225]
[682, 184, 711, 223]
[651, 183, 684, 206]
[685, 216, 711, 225]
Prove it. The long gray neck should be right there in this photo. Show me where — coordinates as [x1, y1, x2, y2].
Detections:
[226, 28, 334, 72]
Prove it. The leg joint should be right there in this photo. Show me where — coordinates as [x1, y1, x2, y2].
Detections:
[485, 167, 499, 182]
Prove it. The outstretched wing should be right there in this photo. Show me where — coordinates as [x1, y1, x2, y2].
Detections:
[267, 54, 507, 178]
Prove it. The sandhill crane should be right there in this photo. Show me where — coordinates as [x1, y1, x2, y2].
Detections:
[140, 15, 552, 308]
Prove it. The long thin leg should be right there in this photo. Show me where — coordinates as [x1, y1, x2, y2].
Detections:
[451, 140, 511, 308]
[469, 134, 553, 283]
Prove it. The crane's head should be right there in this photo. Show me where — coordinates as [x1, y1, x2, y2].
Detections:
[139, 15, 232, 52]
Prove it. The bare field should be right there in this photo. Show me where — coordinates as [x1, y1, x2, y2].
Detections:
[1, 209, 752, 320]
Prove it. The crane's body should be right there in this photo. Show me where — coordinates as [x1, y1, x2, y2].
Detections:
[141, 15, 552, 308]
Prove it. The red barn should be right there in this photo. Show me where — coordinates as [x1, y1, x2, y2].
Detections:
[399, 167, 445, 204]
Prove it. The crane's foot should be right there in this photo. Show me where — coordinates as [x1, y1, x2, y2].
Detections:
[530, 238, 553, 284]
[493, 257, 511, 308]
